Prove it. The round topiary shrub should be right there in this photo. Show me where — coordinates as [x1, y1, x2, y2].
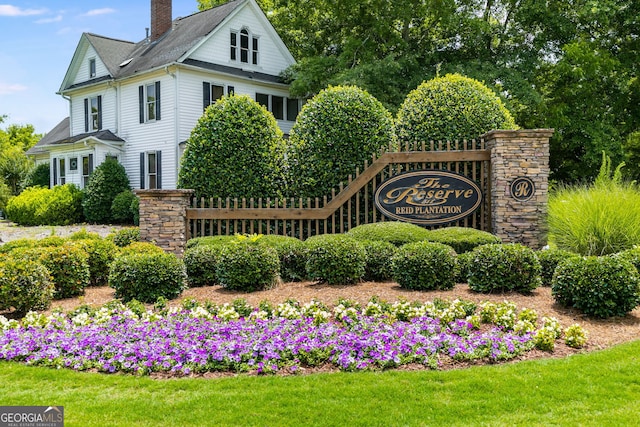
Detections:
[396, 74, 517, 145]
[467, 243, 541, 293]
[107, 227, 140, 247]
[4, 184, 83, 226]
[83, 158, 131, 224]
[118, 242, 165, 257]
[286, 86, 395, 198]
[20, 244, 90, 299]
[111, 190, 137, 224]
[0, 256, 54, 315]
[392, 241, 457, 290]
[109, 252, 187, 303]
[346, 222, 432, 247]
[552, 255, 640, 318]
[426, 227, 501, 253]
[536, 248, 581, 286]
[454, 250, 475, 283]
[361, 240, 397, 282]
[185, 235, 237, 250]
[305, 234, 366, 285]
[178, 95, 286, 199]
[67, 239, 118, 287]
[216, 241, 280, 292]
[184, 244, 225, 287]
[258, 235, 308, 282]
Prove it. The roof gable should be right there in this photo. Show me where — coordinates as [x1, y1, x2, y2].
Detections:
[59, 0, 294, 92]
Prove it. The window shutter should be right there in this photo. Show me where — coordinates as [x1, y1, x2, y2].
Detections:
[156, 150, 162, 189]
[203, 82, 210, 111]
[139, 85, 144, 123]
[84, 99, 89, 132]
[97, 96, 102, 130]
[52, 157, 58, 186]
[88, 153, 94, 175]
[155, 81, 161, 121]
[139, 152, 145, 189]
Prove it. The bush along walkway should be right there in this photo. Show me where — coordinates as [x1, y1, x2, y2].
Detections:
[0, 298, 586, 376]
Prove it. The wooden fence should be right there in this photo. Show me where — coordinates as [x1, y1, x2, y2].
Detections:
[186, 139, 491, 240]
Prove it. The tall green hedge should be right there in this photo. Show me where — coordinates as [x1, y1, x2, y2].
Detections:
[286, 86, 394, 198]
[395, 74, 517, 145]
[178, 95, 286, 199]
[4, 184, 83, 225]
[83, 158, 131, 224]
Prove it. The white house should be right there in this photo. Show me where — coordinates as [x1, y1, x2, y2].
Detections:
[27, 0, 298, 190]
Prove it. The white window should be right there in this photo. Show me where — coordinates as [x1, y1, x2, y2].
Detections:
[58, 158, 66, 185]
[146, 83, 157, 121]
[139, 82, 161, 123]
[230, 28, 259, 65]
[203, 82, 225, 111]
[256, 93, 301, 122]
[140, 151, 162, 189]
[89, 58, 96, 78]
[90, 97, 100, 130]
[82, 155, 92, 188]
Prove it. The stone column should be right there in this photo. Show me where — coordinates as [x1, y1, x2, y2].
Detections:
[135, 189, 194, 256]
[484, 129, 553, 249]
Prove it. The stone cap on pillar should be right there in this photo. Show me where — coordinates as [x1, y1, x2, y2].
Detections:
[483, 129, 554, 139]
[134, 189, 194, 198]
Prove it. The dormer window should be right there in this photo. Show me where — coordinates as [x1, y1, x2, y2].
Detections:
[89, 58, 96, 78]
[230, 28, 259, 65]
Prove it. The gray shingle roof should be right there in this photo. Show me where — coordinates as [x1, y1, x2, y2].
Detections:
[62, 0, 256, 91]
[27, 117, 125, 154]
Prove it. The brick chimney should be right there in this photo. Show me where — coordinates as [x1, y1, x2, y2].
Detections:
[151, 0, 172, 41]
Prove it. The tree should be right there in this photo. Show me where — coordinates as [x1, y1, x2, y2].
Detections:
[82, 159, 131, 224]
[178, 95, 286, 199]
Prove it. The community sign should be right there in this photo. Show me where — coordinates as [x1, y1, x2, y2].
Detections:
[375, 170, 482, 225]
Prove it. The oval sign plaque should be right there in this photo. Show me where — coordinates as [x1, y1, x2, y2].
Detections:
[375, 170, 482, 225]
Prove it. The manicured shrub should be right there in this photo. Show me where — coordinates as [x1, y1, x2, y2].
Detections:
[391, 241, 457, 291]
[346, 222, 432, 247]
[67, 239, 118, 287]
[552, 255, 640, 318]
[305, 234, 366, 285]
[36, 236, 66, 247]
[0, 238, 37, 254]
[258, 235, 308, 282]
[25, 162, 50, 188]
[426, 227, 501, 253]
[20, 244, 90, 299]
[454, 251, 475, 283]
[395, 73, 517, 145]
[0, 256, 54, 315]
[185, 235, 236, 249]
[184, 245, 224, 287]
[286, 86, 395, 198]
[216, 241, 280, 292]
[548, 153, 640, 255]
[467, 243, 541, 293]
[107, 227, 140, 247]
[4, 184, 83, 226]
[536, 248, 580, 286]
[68, 228, 102, 240]
[111, 190, 137, 224]
[83, 158, 131, 224]
[615, 246, 640, 272]
[178, 95, 286, 199]
[109, 252, 187, 303]
[361, 240, 397, 282]
[118, 242, 164, 257]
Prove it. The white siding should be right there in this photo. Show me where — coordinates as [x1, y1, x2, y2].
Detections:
[189, 3, 294, 76]
[71, 45, 109, 86]
[69, 86, 117, 136]
[118, 72, 178, 189]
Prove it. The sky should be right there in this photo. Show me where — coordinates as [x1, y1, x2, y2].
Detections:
[0, 1, 199, 135]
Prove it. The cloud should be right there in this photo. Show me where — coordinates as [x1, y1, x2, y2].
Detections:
[0, 5, 47, 16]
[0, 82, 28, 95]
[35, 14, 63, 24]
[83, 8, 116, 17]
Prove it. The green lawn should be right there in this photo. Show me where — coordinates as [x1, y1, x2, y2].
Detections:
[1, 340, 639, 426]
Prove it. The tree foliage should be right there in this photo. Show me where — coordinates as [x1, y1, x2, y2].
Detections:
[82, 159, 131, 224]
[194, 0, 639, 183]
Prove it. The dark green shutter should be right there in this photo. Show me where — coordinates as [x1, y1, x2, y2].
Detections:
[203, 82, 210, 112]
[155, 81, 161, 121]
[139, 152, 145, 189]
[139, 86, 144, 123]
[156, 150, 162, 189]
[84, 99, 89, 132]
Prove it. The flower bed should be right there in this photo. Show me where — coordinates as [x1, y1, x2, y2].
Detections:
[0, 299, 586, 376]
